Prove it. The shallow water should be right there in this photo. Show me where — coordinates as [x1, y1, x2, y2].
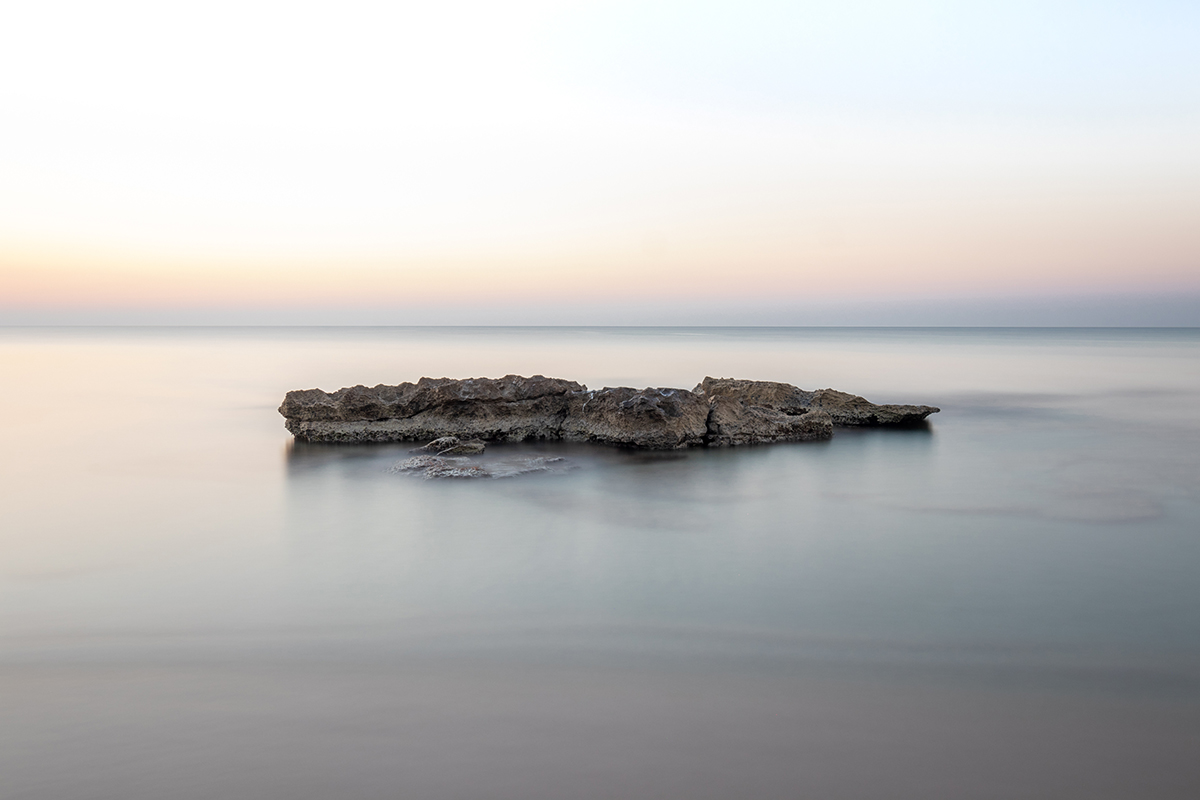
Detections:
[2, 327, 1198, 799]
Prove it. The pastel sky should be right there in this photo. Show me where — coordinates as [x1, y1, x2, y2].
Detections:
[2, 1, 1198, 323]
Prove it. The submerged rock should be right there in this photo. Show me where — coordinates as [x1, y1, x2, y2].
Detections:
[390, 454, 570, 480]
[414, 436, 487, 456]
[280, 374, 938, 449]
[486, 456, 570, 479]
[391, 455, 488, 479]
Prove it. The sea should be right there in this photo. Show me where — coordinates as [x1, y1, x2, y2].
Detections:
[1, 326, 1198, 799]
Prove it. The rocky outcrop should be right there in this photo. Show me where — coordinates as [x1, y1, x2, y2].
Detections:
[692, 377, 938, 433]
[692, 378, 829, 446]
[281, 375, 582, 443]
[561, 387, 710, 449]
[807, 388, 940, 426]
[280, 374, 938, 448]
[693, 377, 816, 414]
[704, 396, 833, 446]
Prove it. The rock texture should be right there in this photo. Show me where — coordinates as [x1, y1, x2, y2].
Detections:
[694, 377, 816, 414]
[561, 387, 710, 449]
[414, 436, 486, 456]
[391, 455, 489, 479]
[807, 388, 940, 426]
[280, 374, 938, 449]
[281, 375, 582, 444]
[692, 377, 938, 433]
[704, 396, 833, 446]
[692, 378, 830, 446]
[390, 454, 569, 480]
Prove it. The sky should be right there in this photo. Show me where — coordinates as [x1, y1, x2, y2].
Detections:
[2, 0, 1198, 324]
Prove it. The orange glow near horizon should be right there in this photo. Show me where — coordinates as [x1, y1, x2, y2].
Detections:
[2, 2, 1198, 317]
[4, 189, 1198, 309]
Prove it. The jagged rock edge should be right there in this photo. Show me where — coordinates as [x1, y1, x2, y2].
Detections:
[280, 376, 937, 448]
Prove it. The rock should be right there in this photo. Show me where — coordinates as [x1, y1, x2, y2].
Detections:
[693, 378, 830, 445]
[561, 387, 710, 449]
[281, 375, 583, 443]
[280, 374, 584, 422]
[392, 455, 445, 472]
[280, 374, 939, 449]
[414, 436, 486, 455]
[806, 388, 939, 426]
[390, 455, 489, 479]
[695, 377, 938, 428]
[390, 454, 571, 480]
[705, 395, 833, 446]
[694, 377, 815, 414]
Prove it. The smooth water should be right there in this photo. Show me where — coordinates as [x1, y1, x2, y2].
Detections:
[2, 327, 1198, 799]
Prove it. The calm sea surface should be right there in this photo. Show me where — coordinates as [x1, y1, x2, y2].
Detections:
[2, 327, 1198, 799]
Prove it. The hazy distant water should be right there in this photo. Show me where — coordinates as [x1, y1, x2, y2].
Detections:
[2, 327, 1198, 800]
